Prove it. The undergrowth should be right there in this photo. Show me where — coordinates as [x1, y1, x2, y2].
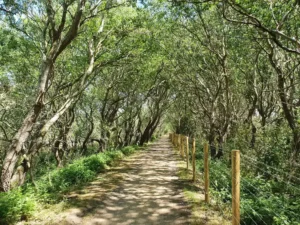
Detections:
[194, 143, 300, 225]
[0, 145, 139, 224]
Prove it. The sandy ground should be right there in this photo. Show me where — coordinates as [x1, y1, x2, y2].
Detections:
[24, 136, 192, 225]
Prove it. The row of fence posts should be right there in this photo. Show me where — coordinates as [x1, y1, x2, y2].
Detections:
[169, 133, 240, 225]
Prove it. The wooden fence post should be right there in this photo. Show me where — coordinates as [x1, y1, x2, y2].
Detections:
[179, 135, 182, 156]
[178, 134, 181, 151]
[173, 133, 175, 145]
[192, 138, 196, 182]
[204, 143, 209, 203]
[232, 150, 240, 225]
[180, 135, 182, 156]
[174, 134, 176, 146]
[181, 136, 184, 157]
[186, 136, 189, 169]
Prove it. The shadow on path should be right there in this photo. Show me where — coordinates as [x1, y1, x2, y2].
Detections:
[48, 136, 191, 225]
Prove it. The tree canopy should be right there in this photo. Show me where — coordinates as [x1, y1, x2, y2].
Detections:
[1, 0, 300, 224]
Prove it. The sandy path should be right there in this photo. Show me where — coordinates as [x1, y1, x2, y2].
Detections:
[32, 136, 191, 225]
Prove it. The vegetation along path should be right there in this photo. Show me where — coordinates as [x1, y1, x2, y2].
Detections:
[26, 136, 192, 225]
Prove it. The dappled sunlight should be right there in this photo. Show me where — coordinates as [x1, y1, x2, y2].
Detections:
[45, 136, 191, 225]
[16, 137, 228, 225]
[20, 136, 232, 225]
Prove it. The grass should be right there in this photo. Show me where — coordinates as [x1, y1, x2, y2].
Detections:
[173, 145, 231, 225]
[0, 145, 142, 225]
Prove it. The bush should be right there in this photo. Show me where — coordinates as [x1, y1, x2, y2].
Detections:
[37, 155, 109, 196]
[195, 144, 300, 225]
[36, 146, 138, 197]
[121, 146, 136, 156]
[83, 155, 108, 172]
[0, 145, 139, 224]
[58, 163, 96, 186]
[0, 188, 36, 224]
[106, 150, 124, 161]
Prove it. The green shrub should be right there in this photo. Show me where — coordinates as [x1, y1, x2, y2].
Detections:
[0, 188, 36, 224]
[36, 146, 138, 197]
[58, 163, 96, 186]
[132, 145, 139, 150]
[106, 150, 124, 161]
[33, 151, 57, 179]
[195, 144, 300, 225]
[0, 145, 140, 224]
[121, 146, 136, 156]
[37, 157, 101, 195]
[83, 155, 108, 172]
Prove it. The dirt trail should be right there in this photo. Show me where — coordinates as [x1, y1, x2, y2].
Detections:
[30, 136, 191, 225]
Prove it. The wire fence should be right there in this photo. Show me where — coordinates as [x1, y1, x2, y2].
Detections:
[169, 133, 300, 225]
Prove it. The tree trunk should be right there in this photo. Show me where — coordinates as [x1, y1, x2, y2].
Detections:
[0, 0, 90, 191]
[52, 127, 65, 168]
[0, 60, 52, 191]
[139, 114, 160, 146]
[250, 123, 257, 148]
[81, 116, 94, 155]
[268, 48, 300, 157]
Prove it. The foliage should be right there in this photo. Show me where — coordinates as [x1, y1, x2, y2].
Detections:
[0, 188, 36, 224]
[0, 0, 169, 193]
[36, 147, 138, 199]
[1, 0, 300, 224]
[194, 144, 300, 225]
[0, 145, 139, 224]
[121, 146, 138, 156]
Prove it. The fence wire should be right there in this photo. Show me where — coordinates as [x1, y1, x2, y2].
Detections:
[169, 133, 300, 225]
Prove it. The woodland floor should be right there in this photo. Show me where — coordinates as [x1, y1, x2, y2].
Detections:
[19, 136, 228, 225]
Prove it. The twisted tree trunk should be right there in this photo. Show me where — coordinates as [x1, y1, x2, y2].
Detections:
[0, 0, 87, 191]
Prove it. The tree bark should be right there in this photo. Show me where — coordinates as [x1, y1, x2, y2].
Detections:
[268, 46, 300, 157]
[139, 114, 161, 146]
[0, 60, 52, 191]
[0, 0, 87, 191]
